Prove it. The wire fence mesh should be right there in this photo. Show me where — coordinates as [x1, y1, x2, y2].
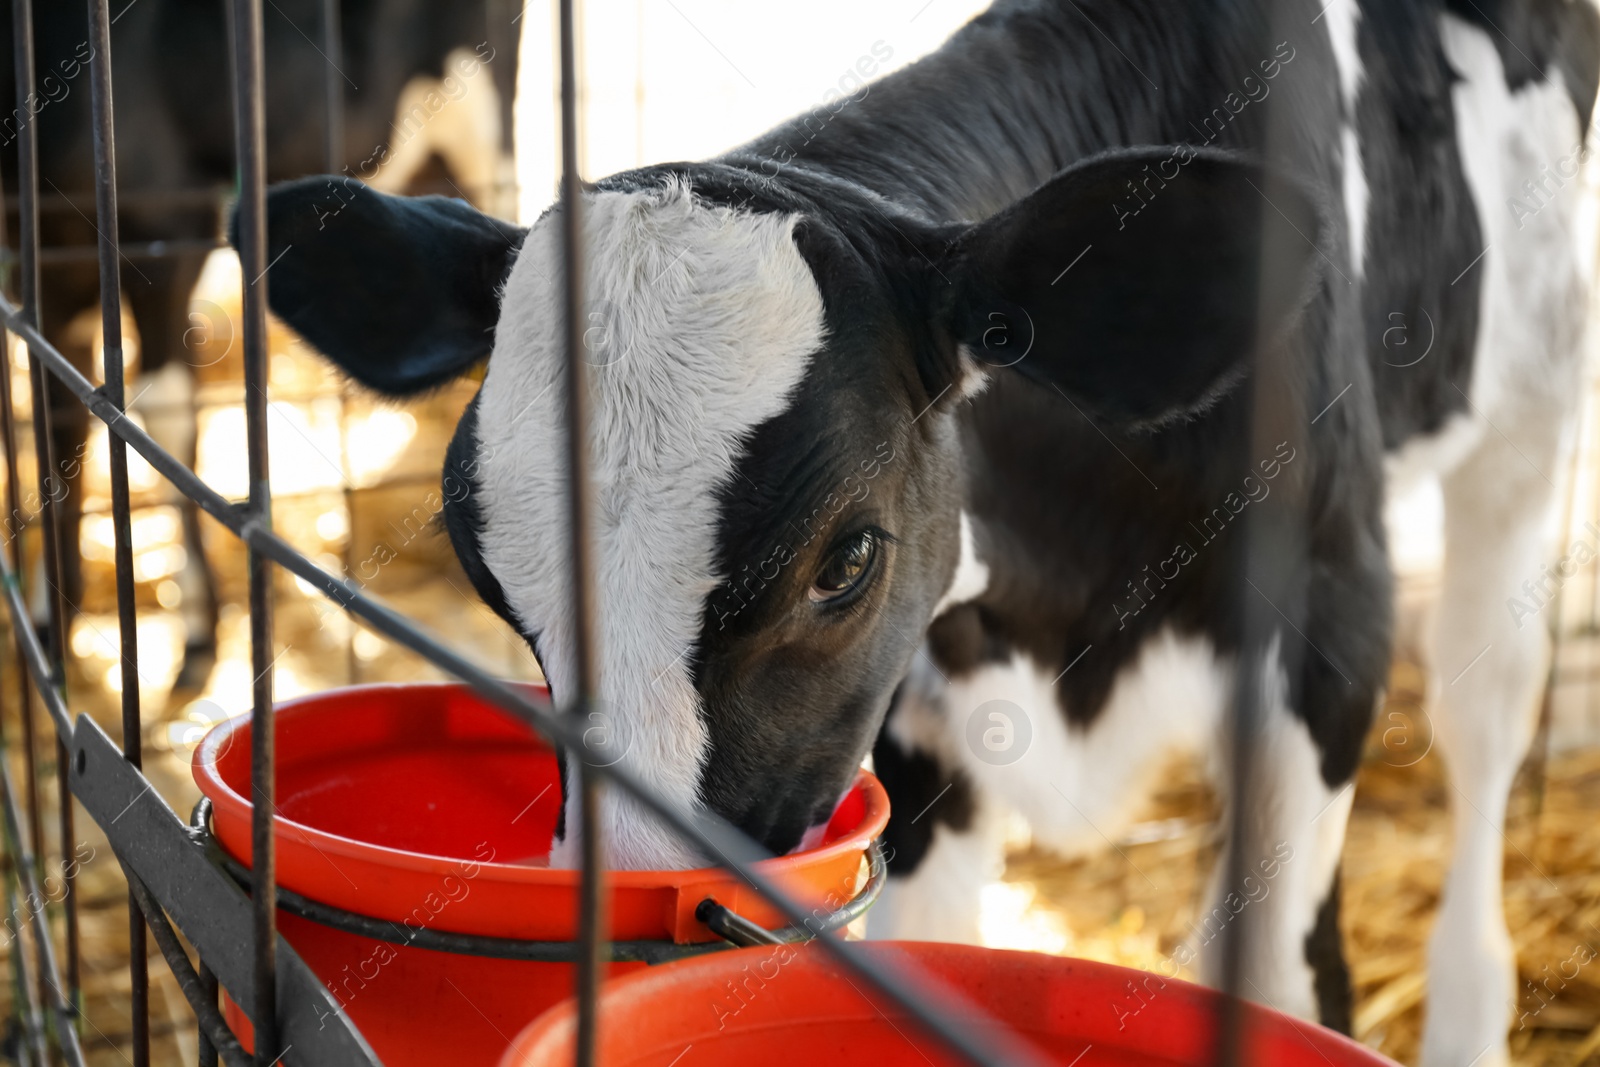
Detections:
[5, 2, 1593, 1066]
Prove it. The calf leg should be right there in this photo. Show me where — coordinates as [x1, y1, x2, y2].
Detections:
[123, 253, 218, 698]
[1420, 427, 1561, 1067]
[1196, 655, 1360, 1030]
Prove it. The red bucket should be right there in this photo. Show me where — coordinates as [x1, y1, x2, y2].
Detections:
[500, 941, 1399, 1067]
[192, 682, 889, 1067]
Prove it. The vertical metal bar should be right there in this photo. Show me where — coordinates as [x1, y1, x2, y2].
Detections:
[4, 871, 47, 1067]
[323, 0, 352, 687]
[1, 768, 24, 1060]
[319, 0, 342, 174]
[12, 0, 82, 1025]
[0, 749, 84, 1065]
[0, 479, 47, 1067]
[229, 1, 278, 1063]
[557, 2, 606, 1065]
[6, 868, 37, 1067]
[53, 727, 78, 1025]
[337, 399, 357, 685]
[84, 2, 150, 1064]
[0, 396, 34, 1067]
[197, 960, 219, 1067]
[0, 147, 45, 1034]
[6, 7, 49, 641]
[1216, 520, 1267, 1067]
[1215, 8, 1293, 1064]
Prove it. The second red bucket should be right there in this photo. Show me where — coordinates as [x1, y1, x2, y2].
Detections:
[192, 681, 889, 1067]
[501, 941, 1401, 1067]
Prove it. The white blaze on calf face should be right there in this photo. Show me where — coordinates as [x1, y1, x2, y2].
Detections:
[474, 179, 828, 868]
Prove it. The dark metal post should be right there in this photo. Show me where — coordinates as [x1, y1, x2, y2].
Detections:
[557, 2, 607, 1064]
[0, 420, 47, 1067]
[0, 154, 45, 1035]
[1214, 7, 1296, 1062]
[229, 1, 279, 1063]
[198, 960, 220, 1067]
[0, 756, 85, 1066]
[3, 874, 46, 1067]
[84, 1, 150, 1062]
[11, 0, 82, 1022]
[0, 593, 44, 1067]
[53, 700, 79, 1017]
[323, 0, 356, 688]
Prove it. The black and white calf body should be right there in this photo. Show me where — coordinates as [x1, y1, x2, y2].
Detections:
[256, 2, 1600, 1064]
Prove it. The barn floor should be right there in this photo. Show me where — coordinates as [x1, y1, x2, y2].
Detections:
[0, 271, 1597, 1065]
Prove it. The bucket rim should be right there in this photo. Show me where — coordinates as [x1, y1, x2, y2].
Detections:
[191, 680, 890, 889]
[499, 941, 1404, 1067]
[193, 793, 889, 963]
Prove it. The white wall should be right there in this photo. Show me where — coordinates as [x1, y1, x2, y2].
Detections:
[514, 0, 991, 220]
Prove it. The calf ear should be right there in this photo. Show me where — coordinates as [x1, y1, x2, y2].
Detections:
[234, 176, 524, 396]
[945, 146, 1321, 424]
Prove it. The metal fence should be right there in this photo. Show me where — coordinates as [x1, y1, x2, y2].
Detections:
[0, 1, 1322, 1066]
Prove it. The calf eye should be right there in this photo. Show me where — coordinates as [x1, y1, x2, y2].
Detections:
[810, 532, 880, 603]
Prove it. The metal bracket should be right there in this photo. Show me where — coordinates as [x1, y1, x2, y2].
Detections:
[68, 717, 380, 1067]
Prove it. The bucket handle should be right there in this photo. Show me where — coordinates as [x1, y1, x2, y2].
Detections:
[190, 798, 885, 964]
[696, 842, 887, 949]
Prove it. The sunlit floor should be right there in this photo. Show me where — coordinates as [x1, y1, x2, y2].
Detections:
[1, 263, 1600, 1066]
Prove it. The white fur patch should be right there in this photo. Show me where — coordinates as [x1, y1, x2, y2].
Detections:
[1441, 14, 1593, 424]
[475, 179, 826, 868]
[1340, 126, 1369, 280]
[932, 511, 990, 618]
[1384, 411, 1484, 491]
[871, 631, 1230, 948]
[880, 627, 1356, 1023]
[1323, 1, 1363, 113]
[1324, 0, 1368, 279]
[953, 343, 993, 400]
[950, 630, 1229, 859]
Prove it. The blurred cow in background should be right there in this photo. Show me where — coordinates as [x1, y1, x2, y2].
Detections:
[0, 0, 519, 696]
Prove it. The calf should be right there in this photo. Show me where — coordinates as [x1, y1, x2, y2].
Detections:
[256, 2, 1600, 1064]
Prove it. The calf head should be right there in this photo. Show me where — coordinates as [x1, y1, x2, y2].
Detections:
[253, 146, 1318, 868]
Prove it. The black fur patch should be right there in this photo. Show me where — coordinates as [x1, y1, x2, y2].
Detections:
[871, 719, 977, 875]
[441, 394, 521, 638]
[1306, 870, 1354, 1032]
